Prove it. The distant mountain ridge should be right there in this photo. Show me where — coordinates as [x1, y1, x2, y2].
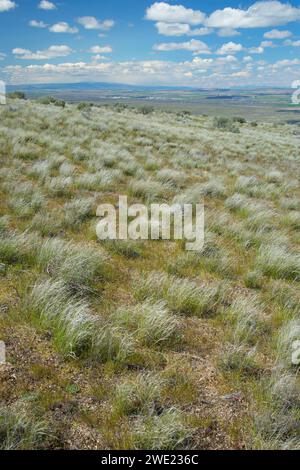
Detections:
[7, 82, 290, 93]
[7, 82, 199, 92]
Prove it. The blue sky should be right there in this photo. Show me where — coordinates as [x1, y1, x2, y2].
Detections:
[0, 0, 300, 87]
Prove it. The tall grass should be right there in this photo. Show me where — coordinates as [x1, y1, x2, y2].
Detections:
[26, 279, 133, 361]
[112, 301, 179, 346]
[256, 245, 300, 281]
[113, 373, 163, 416]
[132, 409, 192, 450]
[0, 404, 48, 450]
[37, 238, 109, 293]
[134, 272, 225, 317]
[0, 231, 38, 265]
[26, 279, 97, 355]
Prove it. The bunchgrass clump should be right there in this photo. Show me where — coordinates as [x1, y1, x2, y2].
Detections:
[112, 301, 179, 346]
[228, 296, 264, 345]
[26, 279, 133, 361]
[256, 245, 300, 281]
[26, 279, 97, 355]
[0, 403, 48, 450]
[113, 373, 163, 416]
[134, 272, 225, 317]
[37, 238, 109, 293]
[46, 176, 74, 197]
[174, 180, 226, 204]
[156, 169, 186, 188]
[92, 324, 134, 364]
[0, 231, 38, 266]
[267, 280, 300, 313]
[220, 343, 260, 376]
[63, 197, 95, 229]
[131, 409, 192, 450]
[129, 178, 171, 202]
[213, 116, 240, 133]
[30, 212, 63, 237]
[244, 270, 264, 289]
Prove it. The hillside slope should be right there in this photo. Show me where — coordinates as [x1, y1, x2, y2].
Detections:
[0, 100, 300, 450]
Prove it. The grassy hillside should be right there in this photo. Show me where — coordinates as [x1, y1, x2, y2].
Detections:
[0, 99, 300, 450]
[9, 87, 298, 124]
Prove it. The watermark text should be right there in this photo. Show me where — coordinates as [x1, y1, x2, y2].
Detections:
[96, 196, 204, 252]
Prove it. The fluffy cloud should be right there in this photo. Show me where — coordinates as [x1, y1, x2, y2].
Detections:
[49, 22, 78, 33]
[13, 45, 72, 60]
[146, 2, 205, 25]
[92, 54, 110, 62]
[0, 0, 16, 12]
[284, 39, 300, 46]
[29, 20, 47, 28]
[205, 1, 300, 29]
[155, 22, 211, 36]
[231, 70, 251, 77]
[249, 46, 264, 54]
[260, 40, 274, 48]
[3, 55, 300, 88]
[89, 45, 113, 54]
[77, 16, 114, 30]
[38, 0, 56, 10]
[147, 2, 300, 34]
[272, 58, 300, 68]
[38, 1, 56, 10]
[0, 52, 6, 60]
[217, 28, 241, 37]
[264, 29, 292, 39]
[217, 42, 243, 55]
[155, 22, 190, 36]
[154, 39, 210, 54]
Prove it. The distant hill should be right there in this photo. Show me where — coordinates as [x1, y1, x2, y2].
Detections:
[7, 82, 198, 92]
[7, 82, 290, 93]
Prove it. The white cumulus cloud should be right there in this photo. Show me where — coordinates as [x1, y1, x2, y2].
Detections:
[49, 22, 78, 33]
[13, 45, 72, 60]
[217, 42, 243, 55]
[89, 45, 113, 54]
[156, 22, 190, 36]
[264, 29, 292, 39]
[38, 1, 56, 10]
[284, 39, 300, 46]
[155, 22, 212, 36]
[260, 40, 274, 48]
[146, 2, 205, 25]
[92, 54, 110, 62]
[77, 16, 115, 30]
[146, 1, 300, 34]
[205, 1, 300, 29]
[154, 39, 211, 54]
[249, 46, 265, 54]
[29, 20, 47, 28]
[3, 55, 300, 89]
[0, 0, 16, 12]
[217, 28, 241, 37]
[232, 69, 250, 77]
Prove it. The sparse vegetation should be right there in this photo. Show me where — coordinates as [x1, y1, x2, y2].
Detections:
[213, 116, 240, 133]
[0, 97, 299, 450]
[7, 91, 27, 100]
